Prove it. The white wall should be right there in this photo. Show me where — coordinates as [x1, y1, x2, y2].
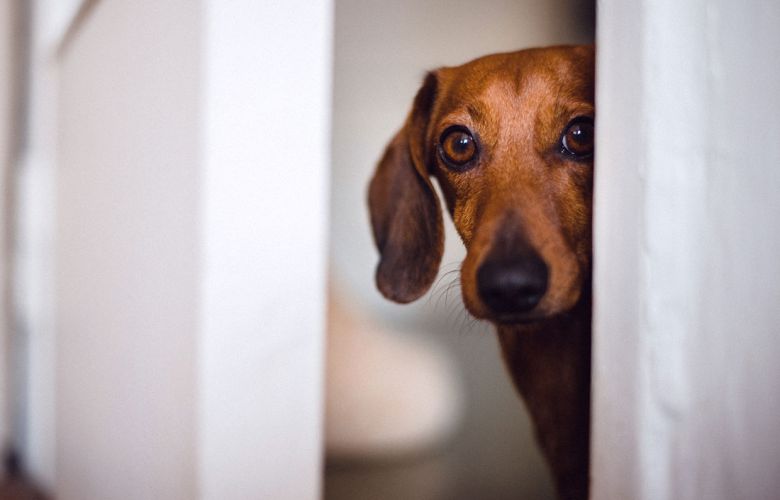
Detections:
[593, 1, 780, 499]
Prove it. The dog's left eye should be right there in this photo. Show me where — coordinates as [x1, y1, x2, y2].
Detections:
[560, 117, 594, 160]
[438, 126, 478, 169]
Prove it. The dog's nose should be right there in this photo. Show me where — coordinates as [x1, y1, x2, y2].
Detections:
[477, 254, 548, 315]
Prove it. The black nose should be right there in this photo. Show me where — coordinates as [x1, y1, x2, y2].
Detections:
[476, 254, 548, 315]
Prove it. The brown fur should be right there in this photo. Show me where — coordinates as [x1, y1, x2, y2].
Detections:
[368, 46, 595, 499]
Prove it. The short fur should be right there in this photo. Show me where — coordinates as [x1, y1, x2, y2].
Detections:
[368, 46, 595, 500]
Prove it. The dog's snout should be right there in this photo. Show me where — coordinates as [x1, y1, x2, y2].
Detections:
[476, 254, 548, 317]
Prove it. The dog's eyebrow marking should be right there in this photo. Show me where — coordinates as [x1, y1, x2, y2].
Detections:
[466, 103, 488, 124]
[551, 100, 594, 127]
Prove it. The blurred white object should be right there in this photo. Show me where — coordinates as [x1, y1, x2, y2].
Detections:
[326, 289, 463, 459]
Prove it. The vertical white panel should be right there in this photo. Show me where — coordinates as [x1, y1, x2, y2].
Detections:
[198, 1, 331, 499]
[57, 2, 200, 498]
[594, 1, 780, 499]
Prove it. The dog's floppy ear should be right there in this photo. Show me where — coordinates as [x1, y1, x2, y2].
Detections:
[368, 72, 443, 303]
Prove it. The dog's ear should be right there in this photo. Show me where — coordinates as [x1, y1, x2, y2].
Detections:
[368, 72, 443, 303]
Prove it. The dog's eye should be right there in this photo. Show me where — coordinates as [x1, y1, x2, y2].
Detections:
[438, 126, 478, 169]
[561, 117, 594, 159]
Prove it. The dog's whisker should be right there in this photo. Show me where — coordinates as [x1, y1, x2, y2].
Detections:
[427, 263, 461, 311]
[430, 280, 458, 312]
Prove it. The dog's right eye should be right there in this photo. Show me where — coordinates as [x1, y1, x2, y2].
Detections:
[438, 126, 478, 169]
[560, 117, 595, 160]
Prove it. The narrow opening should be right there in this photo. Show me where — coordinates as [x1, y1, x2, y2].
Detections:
[326, 1, 595, 498]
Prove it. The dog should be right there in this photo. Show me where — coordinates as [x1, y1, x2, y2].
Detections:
[368, 45, 595, 500]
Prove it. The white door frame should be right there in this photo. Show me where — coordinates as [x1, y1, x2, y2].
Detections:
[593, 1, 780, 499]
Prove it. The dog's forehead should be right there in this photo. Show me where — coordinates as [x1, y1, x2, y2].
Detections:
[436, 47, 594, 112]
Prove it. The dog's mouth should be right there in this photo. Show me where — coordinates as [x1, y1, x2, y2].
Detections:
[491, 311, 546, 325]
[460, 289, 550, 325]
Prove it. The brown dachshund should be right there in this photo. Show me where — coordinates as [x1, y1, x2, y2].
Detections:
[368, 46, 595, 500]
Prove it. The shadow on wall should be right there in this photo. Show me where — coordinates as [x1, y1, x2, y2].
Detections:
[326, 0, 594, 499]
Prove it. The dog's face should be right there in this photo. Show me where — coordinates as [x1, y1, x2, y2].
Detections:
[369, 46, 595, 325]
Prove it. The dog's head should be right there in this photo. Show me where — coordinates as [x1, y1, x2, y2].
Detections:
[369, 46, 595, 324]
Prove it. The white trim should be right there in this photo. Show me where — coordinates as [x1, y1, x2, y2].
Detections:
[593, 1, 780, 498]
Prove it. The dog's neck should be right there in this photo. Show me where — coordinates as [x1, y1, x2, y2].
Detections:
[495, 291, 591, 500]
